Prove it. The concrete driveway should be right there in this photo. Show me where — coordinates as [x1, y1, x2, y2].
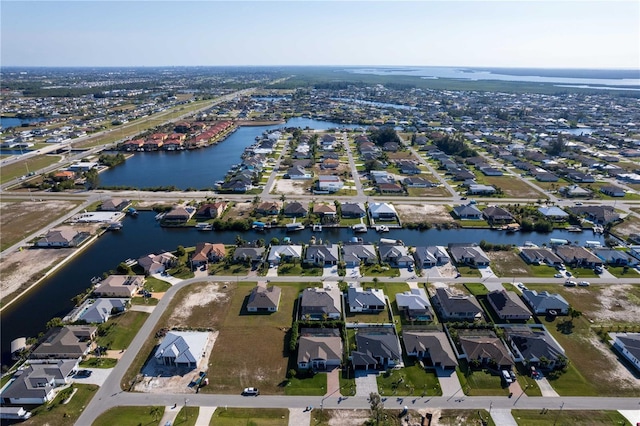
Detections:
[323, 265, 339, 278]
[345, 266, 361, 278]
[490, 409, 518, 426]
[436, 367, 462, 397]
[536, 373, 559, 397]
[354, 371, 379, 397]
[72, 367, 114, 386]
[151, 273, 182, 286]
[266, 265, 279, 277]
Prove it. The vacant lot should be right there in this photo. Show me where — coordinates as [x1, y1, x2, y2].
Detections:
[223, 201, 254, 221]
[272, 177, 311, 195]
[394, 203, 455, 224]
[483, 175, 544, 199]
[486, 250, 530, 277]
[0, 199, 82, 250]
[205, 282, 308, 395]
[1, 154, 62, 184]
[211, 408, 289, 426]
[511, 409, 630, 426]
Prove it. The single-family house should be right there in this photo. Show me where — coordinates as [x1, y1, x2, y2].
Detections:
[100, 198, 130, 211]
[522, 290, 569, 315]
[395, 288, 433, 321]
[452, 204, 482, 220]
[94, 275, 145, 298]
[286, 166, 313, 180]
[313, 203, 337, 218]
[568, 205, 620, 225]
[403, 177, 434, 188]
[459, 332, 514, 369]
[538, 206, 569, 221]
[402, 330, 458, 369]
[305, 244, 340, 266]
[413, 246, 450, 268]
[283, 202, 309, 217]
[233, 246, 266, 265]
[482, 206, 514, 224]
[342, 244, 378, 267]
[487, 290, 532, 321]
[592, 248, 635, 266]
[519, 248, 563, 266]
[299, 287, 342, 320]
[368, 202, 398, 221]
[35, 228, 86, 248]
[378, 183, 404, 194]
[191, 242, 226, 268]
[247, 283, 282, 312]
[503, 325, 566, 369]
[297, 329, 343, 371]
[341, 202, 366, 218]
[347, 286, 386, 313]
[317, 175, 344, 192]
[267, 245, 303, 265]
[378, 244, 414, 267]
[195, 202, 228, 219]
[67, 298, 128, 324]
[600, 186, 626, 197]
[468, 184, 496, 195]
[433, 287, 483, 321]
[255, 201, 281, 215]
[30, 325, 97, 359]
[610, 332, 640, 373]
[154, 331, 209, 369]
[162, 206, 196, 225]
[553, 245, 603, 268]
[137, 251, 178, 274]
[448, 245, 490, 267]
[559, 184, 592, 198]
[1, 360, 78, 405]
[352, 327, 402, 370]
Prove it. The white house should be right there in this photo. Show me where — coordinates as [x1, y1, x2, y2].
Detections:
[154, 331, 210, 369]
[611, 332, 640, 373]
[368, 202, 398, 220]
[317, 175, 344, 192]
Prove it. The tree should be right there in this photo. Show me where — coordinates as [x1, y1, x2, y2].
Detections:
[175, 245, 186, 257]
[368, 392, 384, 425]
[84, 169, 99, 189]
[46, 317, 63, 329]
[117, 262, 132, 275]
[568, 307, 582, 324]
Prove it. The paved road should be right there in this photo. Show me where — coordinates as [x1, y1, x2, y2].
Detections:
[342, 131, 364, 197]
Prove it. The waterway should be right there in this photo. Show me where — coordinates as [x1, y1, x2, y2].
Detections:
[0, 117, 48, 130]
[0, 210, 605, 367]
[98, 118, 361, 190]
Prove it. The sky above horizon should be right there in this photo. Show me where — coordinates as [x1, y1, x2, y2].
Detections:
[1, 1, 639, 69]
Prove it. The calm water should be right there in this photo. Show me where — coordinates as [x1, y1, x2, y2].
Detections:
[0, 117, 48, 129]
[98, 118, 361, 189]
[0, 210, 604, 367]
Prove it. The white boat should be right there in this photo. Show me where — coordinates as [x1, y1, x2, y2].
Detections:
[352, 224, 368, 233]
[195, 223, 213, 231]
[312, 224, 323, 232]
[286, 223, 305, 232]
[107, 222, 123, 230]
[375, 225, 389, 233]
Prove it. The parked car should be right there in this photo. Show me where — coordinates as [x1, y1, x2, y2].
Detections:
[578, 281, 590, 287]
[242, 387, 260, 396]
[564, 280, 577, 287]
[502, 370, 513, 384]
[594, 266, 603, 274]
[75, 369, 92, 378]
[554, 273, 564, 278]
[510, 370, 517, 381]
[565, 271, 572, 277]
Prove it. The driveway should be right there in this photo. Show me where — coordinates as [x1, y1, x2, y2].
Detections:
[196, 406, 217, 425]
[354, 371, 379, 397]
[159, 405, 180, 426]
[436, 367, 462, 397]
[490, 409, 518, 426]
[151, 273, 182, 286]
[323, 265, 340, 278]
[72, 367, 114, 386]
[536, 373, 559, 397]
[398, 267, 415, 279]
[345, 266, 361, 278]
[479, 266, 497, 280]
[421, 267, 442, 279]
[266, 265, 279, 277]
[289, 407, 311, 426]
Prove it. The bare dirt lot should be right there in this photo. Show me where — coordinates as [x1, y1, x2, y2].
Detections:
[272, 178, 311, 195]
[225, 201, 254, 220]
[395, 204, 454, 224]
[591, 284, 640, 324]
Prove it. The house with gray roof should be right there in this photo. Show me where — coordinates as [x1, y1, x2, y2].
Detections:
[233, 246, 265, 265]
[520, 247, 563, 266]
[452, 204, 482, 220]
[154, 330, 209, 369]
[267, 245, 303, 265]
[297, 328, 342, 371]
[569, 205, 620, 225]
[300, 287, 341, 320]
[1, 359, 78, 405]
[35, 228, 87, 248]
[522, 290, 569, 315]
[459, 331, 514, 369]
[448, 245, 490, 267]
[347, 286, 386, 313]
[403, 330, 458, 369]
[592, 248, 636, 266]
[64, 298, 128, 324]
[610, 332, 640, 373]
[538, 206, 569, 221]
[304, 244, 340, 266]
[94, 275, 145, 298]
[503, 325, 566, 369]
[247, 283, 282, 312]
[395, 288, 433, 321]
[283, 201, 309, 217]
[433, 287, 483, 321]
[340, 202, 366, 218]
[342, 244, 378, 267]
[600, 186, 626, 197]
[352, 327, 402, 370]
[554, 245, 603, 268]
[413, 246, 450, 268]
[30, 325, 96, 359]
[487, 290, 532, 321]
[378, 244, 414, 267]
[482, 206, 514, 224]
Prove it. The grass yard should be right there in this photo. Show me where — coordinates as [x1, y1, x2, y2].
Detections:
[1, 154, 62, 184]
[377, 363, 441, 396]
[173, 406, 199, 426]
[79, 357, 117, 368]
[93, 406, 165, 426]
[361, 264, 401, 277]
[22, 384, 98, 426]
[284, 370, 327, 396]
[511, 409, 631, 426]
[209, 262, 251, 276]
[131, 296, 159, 305]
[456, 266, 482, 278]
[406, 186, 452, 197]
[607, 265, 640, 277]
[96, 311, 149, 350]
[209, 408, 289, 426]
[205, 282, 307, 395]
[464, 283, 489, 296]
[456, 361, 510, 396]
[383, 282, 411, 331]
[277, 263, 322, 276]
[144, 276, 172, 292]
[483, 175, 544, 199]
[437, 409, 495, 426]
[486, 250, 531, 277]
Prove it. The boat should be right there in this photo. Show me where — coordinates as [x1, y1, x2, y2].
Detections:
[501, 223, 521, 233]
[252, 221, 266, 231]
[107, 222, 123, 231]
[195, 223, 214, 231]
[352, 224, 368, 233]
[286, 223, 305, 232]
[312, 223, 323, 232]
[565, 226, 583, 233]
[154, 212, 166, 221]
[126, 207, 138, 217]
[592, 224, 604, 234]
[375, 225, 389, 233]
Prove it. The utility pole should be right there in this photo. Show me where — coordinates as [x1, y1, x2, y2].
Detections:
[553, 401, 564, 425]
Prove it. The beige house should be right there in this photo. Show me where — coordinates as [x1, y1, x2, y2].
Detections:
[94, 275, 145, 297]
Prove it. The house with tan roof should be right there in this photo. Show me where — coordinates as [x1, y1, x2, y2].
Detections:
[297, 328, 342, 371]
[190, 242, 226, 268]
[403, 330, 458, 369]
[30, 325, 97, 359]
[247, 283, 282, 312]
[94, 275, 145, 297]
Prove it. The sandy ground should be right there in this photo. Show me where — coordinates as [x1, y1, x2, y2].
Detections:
[134, 283, 228, 393]
[273, 178, 310, 195]
[395, 204, 454, 224]
[486, 251, 529, 275]
[589, 334, 640, 389]
[327, 410, 371, 426]
[590, 284, 640, 323]
[226, 201, 254, 220]
[0, 223, 102, 304]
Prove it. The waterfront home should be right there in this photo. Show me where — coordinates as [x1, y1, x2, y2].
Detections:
[413, 246, 450, 268]
[65, 298, 128, 324]
[137, 251, 178, 274]
[30, 325, 96, 359]
[553, 245, 603, 268]
[312, 203, 337, 218]
[487, 290, 532, 321]
[378, 244, 414, 267]
[568, 205, 620, 225]
[610, 332, 640, 373]
[433, 286, 483, 321]
[448, 244, 490, 267]
[395, 288, 433, 321]
[297, 328, 342, 371]
[317, 175, 344, 192]
[1, 359, 79, 405]
[99, 198, 130, 211]
[154, 331, 209, 369]
[304, 244, 340, 266]
[503, 325, 566, 369]
[342, 244, 378, 267]
[519, 247, 563, 266]
[341, 202, 366, 218]
[347, 286, 386, 313]
[162, 205, 196, 225]
[352, 327, 402, 370]
[256, 201, 281, 215]
[247, 283, 282, 312]
[195, 202, 228, 219]
[190, 242, 226, 268]
[233, 246, 266, 265]
[35, 228, 86, 248]
[592, 248, 635, 266]
[522, 290, 569, 315]
[459, 331, 514, 369]
[283, 201, 309, 217]
[452, 204, 482, 220]
[299, 287, 342, 320]
[94, 275, 145, 298]
[267, 245, 303, 265]
[482, 206, 514, 224]
[537, 206, 569, 221]
[368, 202, 398, 221]
[402, 330, 458, 369]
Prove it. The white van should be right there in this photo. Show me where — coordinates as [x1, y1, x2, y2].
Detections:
[502, 370, 513, 384]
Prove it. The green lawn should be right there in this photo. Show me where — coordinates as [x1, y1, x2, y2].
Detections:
[95, 311, 149, 350]
[174, 406, 199, 426]
[604, 265, 639, 278]
[79, 357, 117, 368]
[456, 360, 510, 396]
[93, 406, 164, 426]
[284, 371, 327, 396]
[529, 264, 561, 277]
[456, 266, 482, 278]
[277, 263, 322, 276]
[511, 409, 631, 426]
[464, 283, 489, 296]
[131, 296, 159, 305]
[361, 264, 401, 277]
[209, 408, 289, 426]
[209, 262, 251, 276]
[144, 276, 172, 292]
[376, 364, 441, 396]
[22, 384, 99, 426]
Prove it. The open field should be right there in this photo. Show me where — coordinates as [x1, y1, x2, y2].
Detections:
[511, 409, 631, 426]
[96, 311, 150, 350]
[377, 363, 441, 396]
[93, 406, 165, 426]
[482, 175, 545, 198]
[394, 203, 455, 224]
[210, 408, 289, 426]
[486, 250, 530, 277]
[406, 186, 452, 197]
[0, 154, 62, 184]
[273, 177, 312, 195]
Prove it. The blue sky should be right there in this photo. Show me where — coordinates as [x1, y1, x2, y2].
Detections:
[1, 1, 638, 68]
